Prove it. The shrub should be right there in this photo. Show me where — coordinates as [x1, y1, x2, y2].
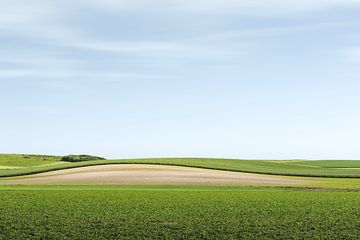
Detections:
[61, 155, 106, 162]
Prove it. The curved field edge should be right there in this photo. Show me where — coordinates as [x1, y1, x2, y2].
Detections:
[1, 158, 360, 179]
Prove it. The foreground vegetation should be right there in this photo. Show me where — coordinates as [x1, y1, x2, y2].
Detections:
[0, 185, 359, 240]
[1, 154, 360, 178]
[1, 155, 360, 239]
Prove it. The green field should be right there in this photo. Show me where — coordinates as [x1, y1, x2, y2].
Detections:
[0, 185, 359, 240]
[1, 154, 360, 239]
[0, 154, 61, 168]
[1, 154, 360, 178]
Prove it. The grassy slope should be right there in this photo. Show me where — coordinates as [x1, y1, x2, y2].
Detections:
[1, 154, 360, 178]
[0, 185, 359, 240]
[0, 154, 61, 168]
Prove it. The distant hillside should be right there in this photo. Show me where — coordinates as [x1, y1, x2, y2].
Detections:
[0, 154, 360, 178]
[0, 154, 61, 169]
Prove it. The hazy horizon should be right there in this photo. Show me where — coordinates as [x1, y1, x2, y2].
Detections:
[1, 1, 360, 159]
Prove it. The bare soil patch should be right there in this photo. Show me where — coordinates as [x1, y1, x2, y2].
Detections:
[2, 164, 308, 185]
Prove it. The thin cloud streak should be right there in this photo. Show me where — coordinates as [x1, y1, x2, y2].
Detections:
[197, 21, 356, 41]
[87, 0, 360, 15]
[0, 68, 175, 81]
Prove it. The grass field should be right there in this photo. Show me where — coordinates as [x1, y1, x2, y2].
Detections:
[0, 154, 61, 168]
[0, 185, 360, 240]
[1, 154, 360, 178]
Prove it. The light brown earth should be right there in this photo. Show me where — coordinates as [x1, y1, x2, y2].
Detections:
[1, 164, 309, 185]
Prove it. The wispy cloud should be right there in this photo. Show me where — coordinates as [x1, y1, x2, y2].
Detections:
[0, 2, 238, 61]
[2, 0, 357, 65]
[4, 0, 358, 17]
[198, 21, 355, 41]
[0, 66, 176, 81]
[86, 0, 360, 15]
[1, 0, 358, 83]
[0, 68, 78, 78]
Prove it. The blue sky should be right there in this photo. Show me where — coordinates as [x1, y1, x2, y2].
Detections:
[1, 0, 360, 159]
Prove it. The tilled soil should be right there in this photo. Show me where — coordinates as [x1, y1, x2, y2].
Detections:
[2, 164, 308, 185]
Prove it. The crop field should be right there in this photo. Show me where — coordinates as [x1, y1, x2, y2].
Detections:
[0, 185, 360, 240]
[1, 155, 360, 239]
[1, 154, 360, 178]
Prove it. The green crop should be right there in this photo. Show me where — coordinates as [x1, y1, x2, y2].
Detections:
[0, 185, 359, 240]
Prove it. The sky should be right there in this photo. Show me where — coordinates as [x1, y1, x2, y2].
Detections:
[1, 0, 360, 159]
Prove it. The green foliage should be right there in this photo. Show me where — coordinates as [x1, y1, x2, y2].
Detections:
[0, 186, 359, 239]
[61, 155, 106, 162]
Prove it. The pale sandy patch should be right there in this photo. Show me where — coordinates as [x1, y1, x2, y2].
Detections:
[2, 164, 308, 185]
